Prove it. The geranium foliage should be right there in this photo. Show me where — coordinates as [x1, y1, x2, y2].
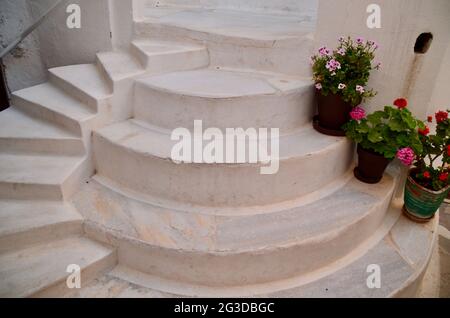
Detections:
[343, 100, 424, 160]
[413, 110, 450, 191]
[311, 36, 380, 106]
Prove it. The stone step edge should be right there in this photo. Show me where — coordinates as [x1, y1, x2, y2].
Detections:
[390, 213, 440, 298]
[135, 17, 313, 48]
[0, 219, 83, 254]
[81, 170, 397, 256]
[93, 204, 410, 297]
[31, 238, 118, 298]
[82, 186, 396, 260]
[95, 119, 351, 164]
[135, 68, 312, 98]
[11, 86, 97, 137]
[92, 169, 355, 217]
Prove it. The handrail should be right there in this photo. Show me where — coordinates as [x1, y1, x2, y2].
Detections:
[0, 0, 63, 60]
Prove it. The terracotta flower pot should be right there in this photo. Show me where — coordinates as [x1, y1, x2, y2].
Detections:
[404, 169, 450, 223]
[354, 145, 391, 184]
[313, 92, 353, 136]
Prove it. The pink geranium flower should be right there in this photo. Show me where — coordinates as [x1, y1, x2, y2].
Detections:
[318, 46, 331, 57]
[337, 48, 346, 56]
[326, 59, 341, 72]
[315, 83, 322, 90]
[396, 148, 415, 166]
[350, 106, 366, 121]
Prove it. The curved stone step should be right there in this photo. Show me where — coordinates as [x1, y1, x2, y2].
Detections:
[134, 68, 314, 132]
[72, 206, 438, 298]
[0, 108, 84, 156]
[131, 39, 209, 73]
[49, 64, 112, 110]
[75, 169, 397, 286]
[11, 83, 97, 137]
[96, 50, 145, 89]
[151, 0, 318, 15]
[93, 120, 353, 207]
[0, 236, 116, 298]
[0, 153, 88, 200]
[135, 7, 315, 75]
[0, 200, 83, 253]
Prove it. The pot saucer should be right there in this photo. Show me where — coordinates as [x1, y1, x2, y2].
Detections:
[353, 167, 383, 184]
[313, 116, 346, 137]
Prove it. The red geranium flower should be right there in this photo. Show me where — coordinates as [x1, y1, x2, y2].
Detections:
[393, 98, 408, 109]
[418, 126, 430, 136]
[440, 172, 449, 182]
[447, 145, 450, 156]
[436, 111, 449, 124]
[427, 116, 433, 123]
[423, 171, 431, 179]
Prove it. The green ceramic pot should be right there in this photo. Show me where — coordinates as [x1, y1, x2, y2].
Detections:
[404, 169, 450, 222]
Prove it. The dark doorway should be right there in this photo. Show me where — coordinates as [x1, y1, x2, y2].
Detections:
[0, 61, 10, 111]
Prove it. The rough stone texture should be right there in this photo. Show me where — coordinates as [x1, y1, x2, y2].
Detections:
[0, 237, 115, 298]
[0, 0, 47, 92]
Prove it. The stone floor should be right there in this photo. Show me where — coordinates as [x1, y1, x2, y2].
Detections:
[419, 203, 450, 298]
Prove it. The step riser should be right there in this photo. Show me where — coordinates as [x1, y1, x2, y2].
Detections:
[0, 221, 83, 254]
[95, 55, 115, 91]
[93, 133, 353, 207]
[0, 183, 63, 201]
[0, 158, 91, 201]
[61, 156, 95, 201]
[84, 190, 391, 287]
[11, 97, 82, 137]
[130, 43, 210, 73]
[134, 81, 314, 132]
[79, 212, 436, 298]
[151, 0, 318, 14]
[0, 138, 85, 156]
[49, 72, 99, 111]
[135, 22, 313, 76]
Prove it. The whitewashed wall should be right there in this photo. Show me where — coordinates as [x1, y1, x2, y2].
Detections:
[429, 42, 450, 114]
[314, 0, 450, 119]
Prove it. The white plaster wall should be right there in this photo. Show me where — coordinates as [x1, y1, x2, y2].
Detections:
[429, 42, 450, 114]
[0, 0, 47, 92]
[29, 0, 113, 69]
[109, 0, 134, 49]
[315, 0, 450, 120]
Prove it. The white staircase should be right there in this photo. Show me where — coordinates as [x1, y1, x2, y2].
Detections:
[0, 0, 437, 298]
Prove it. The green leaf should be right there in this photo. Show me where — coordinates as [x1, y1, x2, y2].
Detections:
[368, 130, 383, 143]
[388, 118, 404, 132]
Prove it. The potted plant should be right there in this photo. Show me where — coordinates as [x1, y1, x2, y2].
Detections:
[343, 99, 424, 184]
[400, 110, 450, 222]
[311, 36, 380, 136]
